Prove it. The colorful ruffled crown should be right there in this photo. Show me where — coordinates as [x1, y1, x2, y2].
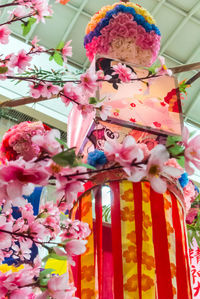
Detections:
[84, 2, 161, 66]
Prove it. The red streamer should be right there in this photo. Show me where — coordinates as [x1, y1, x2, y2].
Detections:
[110, 181, 124, 299]
[171, 193, 192, 299]
[150, 189, 173, 299]
[133, 182, 143, 299]
[95, 187, 103, 299]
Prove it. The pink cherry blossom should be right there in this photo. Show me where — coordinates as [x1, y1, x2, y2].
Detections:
[9, 50, 32, 73]
[31, 36, 40, 47]
[9, 6, 27, 18]
[29, 221, 48, 241]
[29, 84, 44, 98]
[97, 104, 112, 121]
[0, 215, 12, 249]
[104, 135, 143, 167]
[0, 25, 11, 44]
[65, 239, 87, 256]
[32, 128, 62, 156]
[40, 201, 60, 216]
[186, 208, 198, 224]
[80, 70, 98, 95]
[56, 177, 85, 210]
[36, 274, 77, 299]
[183, 181, 196, 212]
[112, 63, 137, 83]
[96, 70, 111, 88]
[12, 241, 31, 260]
[0, 159, 49, 211]
[77, 103, 94, 118]
[41, 83, 61, 98]
[0, 63, 14, 81]
[182, 126, 200, 175]
[165, 158, 183, 170]
[61, 83, 83, 106]
[9, 287, 35, 299]
[62, 40, 72, 62]
[156, 56, 172, 76]
[33, 0, 53, 23]
[60, 219, 90, 240]
[146, 144, 183, 193]
[0, 158, 49, 185]
[138, 143, 150, 161]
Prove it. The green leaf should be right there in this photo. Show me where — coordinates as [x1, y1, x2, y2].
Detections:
[177, 156, 185, 168]
[166, 135, 182, 147]
[56, 41, 65, 50]
[0, 66, 8, 74]
[53, 51, 63, 66]
[21, 17, 36, 36]
[40, 278, 49, 286]
[39, 268, 55, 280]
[89, 97, 98, 105]
[166, 135, 184, 156]
[78, 163, 96, 170]
[50, 253, 68, 261]
[55, 138, 68, 149]
[52, 148, 77, 167]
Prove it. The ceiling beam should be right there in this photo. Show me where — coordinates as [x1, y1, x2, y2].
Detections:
[160, 1, 200, 55]
[67, 2, 92, 19]
[184, 89, 200, 122]
[61, 0, 89, 42]
[163, 1, 200, 25]
[151, 0, 166, 16]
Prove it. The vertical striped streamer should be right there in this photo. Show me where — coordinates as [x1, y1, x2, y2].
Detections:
[94, 187, 103, 299]
[80, 191, 96, 299]
[133, 182, 143, 299]
[120, 181, 139, 299]
[141, 182, 156, 299]
[171, 194, 193, 299]
[150, 189, 174, 299]
[110, 181, 124, 299]
[163, 191, 177, 298]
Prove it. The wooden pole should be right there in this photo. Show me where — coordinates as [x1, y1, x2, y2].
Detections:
[0, 94, 57, 108]
[170, 62, 200, 74]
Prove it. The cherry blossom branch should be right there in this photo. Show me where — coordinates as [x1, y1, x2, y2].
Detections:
[0, 229, 61, 247]
[5, 74, 159, 85]
[0, 13, 36, 27]
[0, 2, 20, 9]
[65, 165, 123, 179]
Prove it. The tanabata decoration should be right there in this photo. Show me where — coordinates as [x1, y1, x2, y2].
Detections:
[66, 1, 195, 298]
[0, 0, 199, 298]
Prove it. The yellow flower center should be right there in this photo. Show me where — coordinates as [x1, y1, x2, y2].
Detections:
[163, 65, 167, 70]
[50, 163, 62, 174]
[149, 165, 159, 176]
[190, 150, 197, 157]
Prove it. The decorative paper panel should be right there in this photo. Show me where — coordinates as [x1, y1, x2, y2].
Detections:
[96, 58, 182, 137]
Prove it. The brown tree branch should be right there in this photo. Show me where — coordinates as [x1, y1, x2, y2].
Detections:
[0, 95, 57, 108]
[170, 62, 200, 74]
